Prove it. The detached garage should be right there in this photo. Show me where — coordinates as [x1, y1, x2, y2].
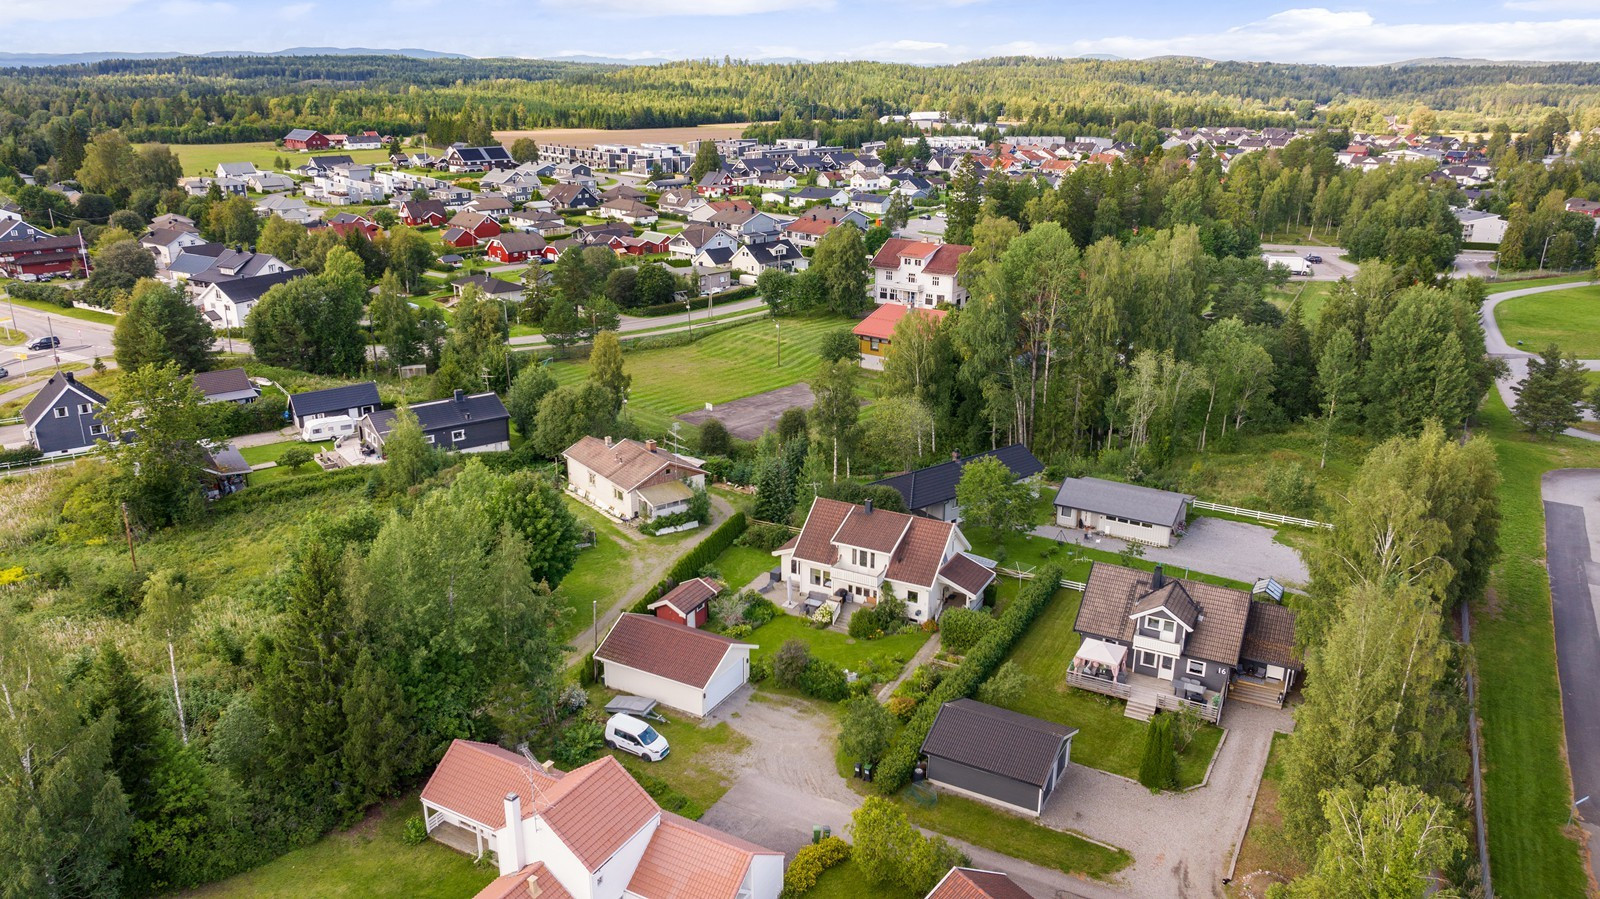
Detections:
[595, 614, 755, 717]
[1053, 476, 1192, 548]
[920, 699, 1077, 817]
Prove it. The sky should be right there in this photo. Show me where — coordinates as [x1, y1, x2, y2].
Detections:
[7, 1, 1600, 66]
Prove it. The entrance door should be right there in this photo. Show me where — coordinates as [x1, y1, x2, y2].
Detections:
[1157, 654, 1176, 681]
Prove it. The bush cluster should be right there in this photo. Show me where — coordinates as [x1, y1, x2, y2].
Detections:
[780, 836, 851, 898]
[738, 520, 795, 550]
[935, 607, 995, 655]
[875, 564, 1064, 793]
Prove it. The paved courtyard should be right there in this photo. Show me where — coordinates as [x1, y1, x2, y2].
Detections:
[1033, 515, 1310, 587]
[677, 382, 814, 440]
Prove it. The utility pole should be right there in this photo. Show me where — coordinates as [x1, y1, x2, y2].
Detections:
[47, 316, 59, 373]
[591, 599, 599, 681]
[1540, 234, 1554, 272]
[120, 502, 138, 571]
[775, 320, 781, 367]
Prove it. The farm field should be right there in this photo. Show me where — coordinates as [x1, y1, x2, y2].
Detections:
[492, 123, 756, 150]
[546, 315, 857, 436]
[140, 141, 395, 176]
[1493, 283, 1600, 357]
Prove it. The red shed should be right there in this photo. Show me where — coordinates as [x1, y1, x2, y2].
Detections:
[647, 577, 722, 629]
[440, 227, 478, 249]
[283, 129, 330, 151]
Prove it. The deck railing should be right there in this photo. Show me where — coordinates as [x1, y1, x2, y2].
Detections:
[1066, 669, 1222, 723]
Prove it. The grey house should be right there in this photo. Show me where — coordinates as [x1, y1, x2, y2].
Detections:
[288, 381, 380, 442]
[358, 390, 510, 454]
[23, 371, 108, 456]
[1053, 476, 1192, 547]
[870, 444, 1043, 521]
[920, 699, 1076, 817]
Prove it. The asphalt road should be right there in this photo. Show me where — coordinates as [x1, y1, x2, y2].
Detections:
[1259, 243, 1358, 281]
[1541, 469, 1600, 874]
[1, 298, 117, 386]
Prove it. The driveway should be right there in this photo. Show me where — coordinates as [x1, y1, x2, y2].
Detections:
[1044, 702, 1293, 899]
[1540, 469, 1600, 874]
[1032, 516, 1309, 587]
[1481, 280, 1600, 442]
[1259, 243, 1356, 281]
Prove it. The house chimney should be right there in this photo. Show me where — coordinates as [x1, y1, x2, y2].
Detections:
[1150, 564, 1165, 589]
[604, 435, 613, 448]
[951, 450, 960, 462]
[501, 792, 524, 873]
[864, 499, 874, 514]
[453, 388, 465, 403]
[62, 371, 75, 383]
[645, 439, 657, 454]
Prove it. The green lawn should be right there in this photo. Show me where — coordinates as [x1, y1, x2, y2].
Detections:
[180, 790, 493, 899]
[588, 688, 749, 816]
[748, 614, 929, 682]
[1494, 283, 1600, 357]
[806, 858, 921, 899]
[0, 325, 23, 346]
[1266, 280, 1334, 324]
[0, 292, 118, 325]
[968, 524, 1256, 594]
[1473, 392, 1593, 897]
[993, 582, 1223, 788]
[900, 790, 1131, 881]
[708, 544, 777, 591]
[552, 499, 702, 643]
[239, 440, 333, 486]
[143, 141, 395, 177]
[546, 315, 857, 435]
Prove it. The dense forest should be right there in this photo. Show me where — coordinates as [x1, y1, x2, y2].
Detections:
[4, 54, 1600, 153]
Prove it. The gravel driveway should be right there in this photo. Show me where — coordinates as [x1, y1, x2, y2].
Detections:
[1032, 516, 1309, 587]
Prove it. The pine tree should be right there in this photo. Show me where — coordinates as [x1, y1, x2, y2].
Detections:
[1513, 343, 1590, 437]
[339, 650, 412, 813]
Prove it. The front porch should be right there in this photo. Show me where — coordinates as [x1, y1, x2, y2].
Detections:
[1067, 638, 1223, 724]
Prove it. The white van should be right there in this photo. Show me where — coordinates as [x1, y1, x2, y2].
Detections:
[604, 714, 670, 762]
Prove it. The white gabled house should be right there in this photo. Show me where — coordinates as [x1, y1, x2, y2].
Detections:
[595, 613, 756, 717]
[562, 436, 706, 522]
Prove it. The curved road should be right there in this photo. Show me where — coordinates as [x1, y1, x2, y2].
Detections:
[1480, 280, 1600, 442]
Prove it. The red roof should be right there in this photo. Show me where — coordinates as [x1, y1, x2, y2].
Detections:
[626, 812, 780, 899]
[869, 237, 970, 276]
[926, 867, 1035, 899]
[596, 614, 751, 689]
[648, 577, 722, 617]
[475, 862, 574, 899]
[852, 303, 946, 340]
[421, 740, 563, 829]
[538, 756, 660, 870]
[784, 217, 833, 236]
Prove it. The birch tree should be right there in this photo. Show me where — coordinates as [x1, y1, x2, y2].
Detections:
[140, 570, 192, 746]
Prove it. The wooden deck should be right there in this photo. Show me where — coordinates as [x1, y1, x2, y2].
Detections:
[1065, 669, 1223, 723]
[428, 820, 488, 859]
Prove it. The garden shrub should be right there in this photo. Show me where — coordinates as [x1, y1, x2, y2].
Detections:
[976, 659, 1031, 706]
[875, 564, 1064, 794]
[797, 658, 849, 701]
[774, 639, 811, 687]
[723, 623, 753, 639]
[0, 446, 43, 466]
[780, 836, 850, 898]
[401, 816, 428, 846]
[937, 607, 995, 655]
[743, 595, 779, 626]
[1138, 712, 1178, 791]
[738, 520, 795, 549]
[555, 719, 604, 767]
[809, 605, 834, 628]
[886, 694, 919, 721]
[749, 656, 773, 683]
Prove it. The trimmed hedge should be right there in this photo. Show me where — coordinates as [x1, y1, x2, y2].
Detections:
[635, 285, 759, 317]
[781, 836, 850, 898]
[627, 512, 748, 614]
[875, 564, 1065, 794]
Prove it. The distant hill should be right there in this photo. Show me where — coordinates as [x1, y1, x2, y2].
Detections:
[1388, 56, 1566, 67]
[0, 47, 469, 67]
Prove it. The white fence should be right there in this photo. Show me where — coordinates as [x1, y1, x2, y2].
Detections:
[1192, 499, 1332, 530]
[0, 446, 99, 475]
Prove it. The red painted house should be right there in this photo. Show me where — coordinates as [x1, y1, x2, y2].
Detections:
[446, 211, 502, 242]
[647, 577, 722, 629]
[484, 232, 547, 264]
[327, 213, 381, 241]
[441, 227, 478, 249]
[617, 231, 671, 256]
[399, 199, 448, 228]
[0, 232, 89, 279]
[283, 129, 330, 151]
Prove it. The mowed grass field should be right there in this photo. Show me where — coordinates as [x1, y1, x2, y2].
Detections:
[1494, 283, 1600, 357]
[140, 141, 395, 177]
[546, 315, 858, 436]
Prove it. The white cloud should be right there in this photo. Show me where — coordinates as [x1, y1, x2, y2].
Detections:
[0, 0, 142, 22]
[1504, 0, 1600, 10]
[574, 0, 825, 15]
[1001, 7, 1600, 65]
[158, 0, 234, 14]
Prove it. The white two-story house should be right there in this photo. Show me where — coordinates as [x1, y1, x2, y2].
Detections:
[870, 237, 973, 308]
[774, 497, 996, 623]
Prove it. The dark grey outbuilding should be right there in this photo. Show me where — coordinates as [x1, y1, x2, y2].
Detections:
[358, 389, 510, 454]
[871, 443, 1043, 521]
[920, 698, 1077, 816]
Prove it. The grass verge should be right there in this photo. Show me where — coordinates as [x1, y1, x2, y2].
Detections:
[1493, 283, 1600, 357]
[1225, 732, 1306, 897]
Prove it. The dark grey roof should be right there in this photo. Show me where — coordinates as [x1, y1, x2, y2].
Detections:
[288, 381, 379, 418]
[449, 146, 513, 165]
[22, 372, 105, 426]
[284, 128, 320, 141]
[1052, 477, 1191, 528]
[451, 272, 523, 296]
[697, 246, 735, 266]
[300, 155, 353, 170]
[739, 240, 801, 266]
[365, 391, 508, 439]
[210, 268, 305, 303]
[871, 444, 1043, 513]
[191, 367, 256, 399]
[921, 699, 1076, 787]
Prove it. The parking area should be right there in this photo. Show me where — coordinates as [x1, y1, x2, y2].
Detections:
[677, 382, 814, 440]
[896, 214, 947, 241]
[1033, 515, 1309, 587]
[1259, 243, 1356, 282]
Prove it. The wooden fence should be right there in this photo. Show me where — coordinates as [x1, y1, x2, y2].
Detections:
[1192, 499, 1332, 530]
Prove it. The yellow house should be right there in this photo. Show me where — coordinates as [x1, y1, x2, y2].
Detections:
[852, 302, 947, 371]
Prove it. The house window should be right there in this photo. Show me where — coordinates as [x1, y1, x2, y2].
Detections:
[907, 273, 917, 283]
[932, 277, 941, 286]
[790, 560, 799, 575]
[869, 338, 881, 351]
[1186, 659, 1207, 677]
[52, 407, 68, 418]
[614, 488, 624, 501]
[906, 590, 918, 602]
[424, 435, 436, 444]
[89, 424, 106, 436]
[1137, 649, 1159, 670]
[77, 403, 91, 415]
[450, 429, 466, 441]
[588, 472, 597, 486]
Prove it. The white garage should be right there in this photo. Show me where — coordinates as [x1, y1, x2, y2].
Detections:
[1053, 477, 1193, 548]
[595, 614, 756, 717]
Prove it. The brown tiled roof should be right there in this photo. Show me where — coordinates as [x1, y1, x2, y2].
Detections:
[791, 497, 851, 566]
[1130, 580, 1200, 630]
[420, 740, 563, 829]
[790, 497, 955, 589]
[886, 517, 956, 589]
[538, 756, 659, 870]
[562, 436, 705, 492]
[626, 812, 779, 899]
[927, 868, 1035, 899]
[1242, 601, 1301, 670]
[449, 211, 495, 231]
[921, 699, 1076, 787]
[784, 217, 833, 236]
[1075, 563, 1251, 665]
[474, 862, 574, 899]
[939, 553, 995, 596]
[596, 614, 751, 689]
[648, 577, 722, 616]
[870, 237, 971, 275]
[833, 503, 912, 553]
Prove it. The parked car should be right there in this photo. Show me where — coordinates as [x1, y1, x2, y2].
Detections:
[1304, 254, 1323, 264]
[919, 214, 931, 220]
[0, 366, 8, 380]
[604, 713, 670, 761]
[16, 273, 38, 282]
[26, 335, 59, 351]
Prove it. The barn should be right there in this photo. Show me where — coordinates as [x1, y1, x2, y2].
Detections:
[283, 128, 330, 151]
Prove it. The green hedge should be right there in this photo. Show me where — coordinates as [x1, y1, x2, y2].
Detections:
[781, 836, 850, 898]
[875, 564, 1065, 794]
[635, 285, 759, 317]
[627, 511, 748, 614]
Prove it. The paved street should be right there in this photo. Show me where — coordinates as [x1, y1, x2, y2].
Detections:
[1259, 243, 1357, 281]
[1480, 279, 1600, 441]
[1032, 515, 1309, 587]
[1540, 469, 1600, 874]
[1, 298, 116, 388]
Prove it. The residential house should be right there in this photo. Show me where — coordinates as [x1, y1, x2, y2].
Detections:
[562, 436, 706, 522]
[451, 272, 524, 299]
[419, 741, 783, 897]
[327, 212, 381, 241]
[694, 245, 737, 270]
[551, 161, 597, 187]
[697, 170, 737, 197]
[191, 367, 260, 405]
[216, 162, 257, 179]
[358, 389, 511, 454]
[506, 210, 568, 235]
[483, 232, 547, 264]
[23, 371, 108, 456]
[689, 199, 755, 224]
[245, 171, 295, 193]
[730, 239, 805, 277]
[180, 175, 248, 198]
[196, 267, 304, 329]
[851, 303, 946, 370]
[0, 232, 90, 279]
[1567, 197, 1600, 218]
[598, 198, 659, 226]
[0, 201, 22, 223]
[782, 215, 836, 248]
[1453, 208, 1508, 244]
[616, 231, 671, 256]
[699, 268, 732, 294]
[787, 186, 848, 208]
[574, 223, 633, 247]
[446, 211, 503, 243]
[708, 208, 781, 244]
[282, 128, 329, 151]
[600, 184, 646, 204]
[657, 188, 706, 216]
[595, 614, 756, 717]
[773, 497, 996, 623]
[150, 213, 196, 232]
[399, 199, 449, 228]
[295, 155, 353, 177]
[141, 227, 209, 268]
[544, 183, 602, 210]
[344, 130, 388, 150]
[668, 224, 737, 259]
[850, 172, 892, 192]
[647, 577, 722, 628]
[0, 218, 49, 243]
[1053, 477, 1191, 547]
[926, 868, 1034, 899]
[920, 699, 1076, 817]
[254, 194, 321, 225]
[849, 192, 892, 215]
[464, 195, 514, 220]
[1070, 562, 1301, 719]
[871, 444, 1042, 520]
[287, 381, 380, 442]
[440, 145, 514, 172]
[871, 238, 972, 308]
[795, 205, 869, 229]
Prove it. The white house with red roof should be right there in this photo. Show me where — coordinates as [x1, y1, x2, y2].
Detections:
[562, 436, 707, 522]
[773, 497, 996, 623]
[871, 237, 972, 308]
[421, 741, 783, 899]
[596, 613, 756, 716]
